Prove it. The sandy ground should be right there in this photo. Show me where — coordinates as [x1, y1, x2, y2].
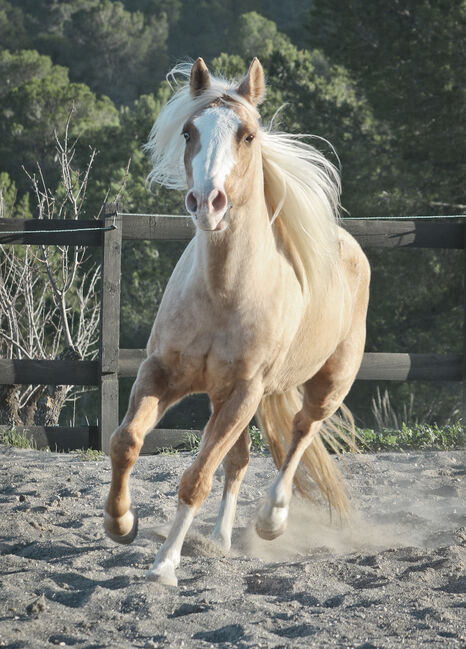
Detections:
[0, 446, 464, 649]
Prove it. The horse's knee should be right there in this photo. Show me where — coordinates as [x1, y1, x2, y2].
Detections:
[300, 383, 342, 423]
[178, 466, 212, 509]
[292, 409, 313, 436]
[307, 396, 341, 422]
[110, 426, 143, 468]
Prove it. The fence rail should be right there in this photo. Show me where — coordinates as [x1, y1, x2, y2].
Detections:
[1, 211, 465, 452]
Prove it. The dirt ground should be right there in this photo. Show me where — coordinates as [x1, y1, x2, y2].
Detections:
[0, 446, 464, 648]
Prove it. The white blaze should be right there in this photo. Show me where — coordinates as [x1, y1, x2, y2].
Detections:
[192, 106, 240, 194]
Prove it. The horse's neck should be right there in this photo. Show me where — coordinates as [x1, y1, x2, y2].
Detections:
[194, 196, 274, 302]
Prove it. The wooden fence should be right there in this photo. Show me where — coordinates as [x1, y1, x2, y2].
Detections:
[1, 208, 464, 452]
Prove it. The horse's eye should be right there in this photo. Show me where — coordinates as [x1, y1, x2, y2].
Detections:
[245, 134, 255, 144]
[183, 131, 190, 142]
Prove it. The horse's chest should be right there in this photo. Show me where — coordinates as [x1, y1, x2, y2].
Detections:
[155, 306, 273, 396]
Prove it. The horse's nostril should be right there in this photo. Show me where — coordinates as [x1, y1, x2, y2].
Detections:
[210, 189, 227, 213]
[186, 190, 198, 214]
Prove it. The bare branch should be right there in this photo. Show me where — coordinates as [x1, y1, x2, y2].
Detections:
[1, 111, 117, 426]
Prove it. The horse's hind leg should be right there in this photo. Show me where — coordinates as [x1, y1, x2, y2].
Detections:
[256, 330, 367, 540]
[104, 355, 179, 544]
[210, 426, 251, 551]
[256, 411, 321, 540]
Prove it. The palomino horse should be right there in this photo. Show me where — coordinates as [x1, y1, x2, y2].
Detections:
[104, 58, 370, 586]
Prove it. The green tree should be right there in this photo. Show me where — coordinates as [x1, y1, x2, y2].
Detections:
[0, 0, 29, 51]
[308, 0, 466, 213]
[12, 0, 169, 105]
[0, 173, 31, 220]
[62, 1, 169, 104]
[232, 11, 293, 60]
[0, 50, 118, 195]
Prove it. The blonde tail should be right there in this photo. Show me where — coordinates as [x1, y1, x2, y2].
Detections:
[256, 388, 357, 519]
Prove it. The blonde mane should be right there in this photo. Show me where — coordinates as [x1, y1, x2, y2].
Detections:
[145, 63, 342, 300]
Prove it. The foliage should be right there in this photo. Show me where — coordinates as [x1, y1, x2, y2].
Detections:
[305, 0, 465, 425]
[0, 427, 33, 449]
[249, 425, 268, 454]
[71, 447, 106, 461]
[59, 1, 168, 105]
[308, 0, 466, 213]
[0, 49, 118, 195]
[156, 446, 180, 456]
[157, 425, 270, 455]
[186, 431, 202, 455]
[357, 422, 465, 452]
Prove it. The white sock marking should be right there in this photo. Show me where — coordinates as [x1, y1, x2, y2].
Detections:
[211, 491, 237, 551]
[257, 471, 291, 534]
[146, 503, 195, 586]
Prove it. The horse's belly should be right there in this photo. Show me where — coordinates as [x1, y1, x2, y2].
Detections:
[264, 348, 327, 394]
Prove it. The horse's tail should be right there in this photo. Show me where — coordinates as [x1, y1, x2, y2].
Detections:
[256, 388, 357, 519]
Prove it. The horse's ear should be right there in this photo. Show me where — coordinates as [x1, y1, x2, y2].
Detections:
[190, 58, 211, 97]
[237, 58, 265, 106]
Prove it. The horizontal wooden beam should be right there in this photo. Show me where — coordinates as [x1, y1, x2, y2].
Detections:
[118, 214, 465, 249]
[357, 352, 462, 381]
[0, 359, 99, 385]
[119, 349, 463, 382]
[343, 219, 464, 249]
[1, 353, 460, 386]
[2, 216, 463, 249]
[121, 214, 195, 241]
[0, 424, 196, 454]
[140, 428, 201, 454]
[0, 219, 104, 246]
[0, 425, 96, 451]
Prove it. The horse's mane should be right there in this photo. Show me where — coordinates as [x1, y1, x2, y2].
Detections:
[145, 63, 342, 301]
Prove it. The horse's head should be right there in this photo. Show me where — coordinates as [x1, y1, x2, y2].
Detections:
[182, 58, 265, 232]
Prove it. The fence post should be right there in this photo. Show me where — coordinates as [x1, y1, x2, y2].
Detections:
[99, 203, 123, 453]
[464, 222, 466, 428]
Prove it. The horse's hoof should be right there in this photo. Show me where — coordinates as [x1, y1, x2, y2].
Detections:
[255, 519, 287, 540]
[146, 566, 178, 587]
[209, 532, 231, 553]
[104, 508, 138, 545]
[255, 501, 289, 541]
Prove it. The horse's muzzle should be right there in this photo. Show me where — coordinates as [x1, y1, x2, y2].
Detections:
[185, 187, 228, 231]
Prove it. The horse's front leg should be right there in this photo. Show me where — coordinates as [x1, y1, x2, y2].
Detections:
[146, 379, 262, 586]
[104, 355, 180, 543]
[210, 426, 251, 552]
